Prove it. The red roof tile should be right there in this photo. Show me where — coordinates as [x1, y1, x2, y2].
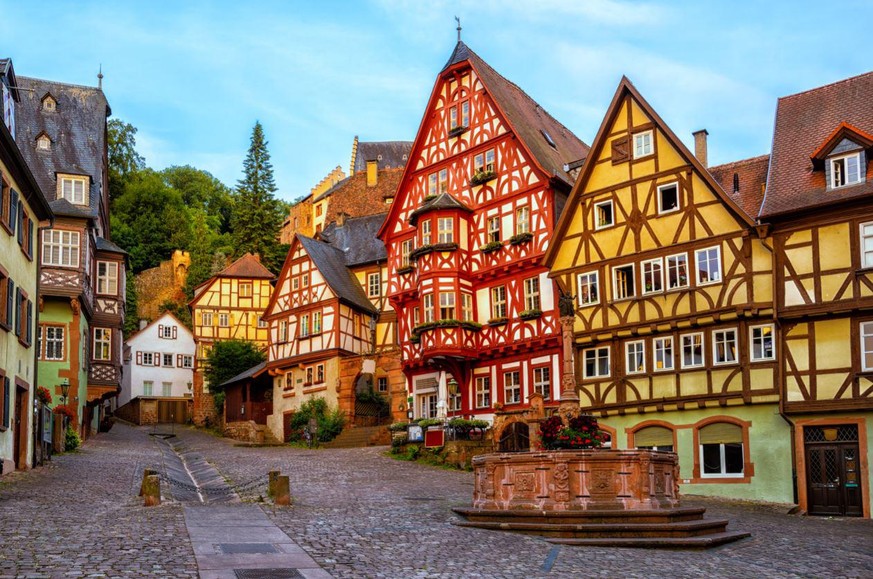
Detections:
[761, 71, 873, 218]
[215, 253, 275, 280]
[708, 155, 770, 220]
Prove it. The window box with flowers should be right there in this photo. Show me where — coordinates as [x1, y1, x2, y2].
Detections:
[470, 169, 497, 186]
[413, 319, 483, 335]
[479, 240, 503, 254]
[519, 309, 542, 321]
[410, 242, 458, 261]
[488, 317, 508, 326]
[509, 232, 534, 246]
[538, 414, 610, 450]
[397, 265, 415, 275]
[448, 125, 468, 138]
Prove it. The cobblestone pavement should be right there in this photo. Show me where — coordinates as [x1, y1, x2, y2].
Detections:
[178, 427, 873, 579]
[0, 424, 198, 578]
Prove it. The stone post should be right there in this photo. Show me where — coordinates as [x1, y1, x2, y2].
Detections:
[139, 468, 158, 496]
[274, 475, 292, 506]
[268, 470, 280, 498]
[143, 474, 161, 507]
[558, 312, 581, 421]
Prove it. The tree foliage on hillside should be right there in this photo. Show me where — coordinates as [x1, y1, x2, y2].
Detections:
[204, 339, 266, 396]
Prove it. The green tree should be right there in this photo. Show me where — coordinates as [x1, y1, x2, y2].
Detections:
[162, 165, 234, 234]
[204, 340, 266, 410]
[231, 122, 284, 266]
[123, 271, 140, 336]
[107, 119, 145, 203]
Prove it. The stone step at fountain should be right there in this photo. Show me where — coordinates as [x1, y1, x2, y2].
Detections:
[546, 531, 752, 549]
[453, 517, 733, 538]
[452, 506, 708, 525]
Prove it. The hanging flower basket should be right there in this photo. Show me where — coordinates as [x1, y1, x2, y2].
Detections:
[36, 386, 52, 405]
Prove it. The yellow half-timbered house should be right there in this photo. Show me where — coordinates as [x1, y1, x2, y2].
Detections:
[543, 78, 788, 504]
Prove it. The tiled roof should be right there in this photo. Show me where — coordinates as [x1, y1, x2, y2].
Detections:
[14, 76, 109, 220]
[320, 213, 387, 267]
[216, 253, 275, 280]
[95, 236, 127, 254]
[761, 71, 873, 218]
[708, 155, 770, 220]
[352, 141, 412, 173]
[444, 42, 589, 186]
[298, 236, 377, 315]
[312, 168, 403, 223]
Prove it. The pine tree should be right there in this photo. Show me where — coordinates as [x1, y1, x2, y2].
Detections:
[231, 122, 284, 265]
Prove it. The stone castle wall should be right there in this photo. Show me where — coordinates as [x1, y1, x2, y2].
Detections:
[135, 250, 190, 322]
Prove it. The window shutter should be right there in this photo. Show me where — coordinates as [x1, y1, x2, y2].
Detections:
[28, 218, 34, 255]
[14, 287, 21, 337]
[158, 324, 163, 338]
[699, 422, 742, 444]
[136, 351, 142, 365]
[611, 136, 629, 165]
[26, 300, 32, 345]
[2, 376, 9, 427]
[634, 426, 673, 447]
[17, 203, 24, 246]
[9, 189, 17, 236]
[154, 352, 160, 366]
[5, 279, 12, 330]
[172, 326, 177, 339]
[177, 354, 182, 367]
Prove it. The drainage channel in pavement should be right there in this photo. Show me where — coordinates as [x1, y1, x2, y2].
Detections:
[155, 436, 239, 504]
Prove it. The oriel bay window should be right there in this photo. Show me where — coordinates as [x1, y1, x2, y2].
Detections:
[695, 246, 722, 285]
[96, 261, 118, 295]
[439, 292, 455, 320]
[583, 346, 610, 379]
[437, 217, 454, 243]
[712, 328, 737, 365]
[750, 324, 774, 361]
[667, 253, 689, 289]
[504, 371, 521, 404]
[577, 271, 599, 306]
[93, 328, 111, 361]
[461, 293, 473, 321]
[641, 258, 663, 294]
[423, 294, 435, 323]
[42, 229, 79, 267]
[420, 220, 432, 245]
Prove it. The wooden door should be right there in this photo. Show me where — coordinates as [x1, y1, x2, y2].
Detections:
[805, 425, 863, 517]
[13, 386, 28, 469]
[498, 422, 530, 453]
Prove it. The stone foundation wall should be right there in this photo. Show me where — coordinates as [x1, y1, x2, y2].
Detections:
[394, 439, 494, 470]
[224, 421, 263, 444]
[192, 371, 218, 427]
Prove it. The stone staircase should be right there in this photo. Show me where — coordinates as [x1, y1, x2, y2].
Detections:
[452, 506, 750, 549]
[322, 425, 391, 449]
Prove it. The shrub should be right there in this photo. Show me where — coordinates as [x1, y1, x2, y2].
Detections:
[287, 397, 346, 443]
[388, 422, 410, 432]
[64, 426, 81, 451]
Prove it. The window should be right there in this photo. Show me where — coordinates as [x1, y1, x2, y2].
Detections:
[515, 206, 530, 235]
[142, 352, 154, 366]
[258, 316, 268, 328]
[641, 258, 663, 294]
[313, 311, 322, 334]
[461, 100, 470, 127]
[438, 169, 448, 194]
[657, 182, 679, 214]
[594, 199, 614, 229]
[830, 153, 861, 189]
[861, 222, 873, 269]
[292, 277, 299, 291]
[302, 274, 309, 287]
[421, 220, 431, 245]
[201, 312, 212, 327]
[654, 337, 673, 371]
[667, 253, 689, 289]
[449, 105, 459, 129]
[612, 264, 635, 300]
[143, 381, 153, 396]
[413, 307, 420, 327]
[218, 313, 229, 327]
[533, 367, 550, 400]
[474, 149, 495, 173]
[181, 355, 194, 369]
[487, 216, 501, 242]
[713, 328, 737, 365]
[162, 382, 172, 397]
[401, 239, 414, 267]
[634, 426, 674, 452]
[420, 393, 438, 419]
[96, 261, 118, 295]
[423, 294, 434, 323]
[0, 271, 6, 329]
[695, 246, 721, 285]
[633, 130, 653, 158]
[368, 272, 381, 297]
[316, 364, 324, 383]
[583, 346, 610, 378]
[523, 277, 541, 312]
[439, 292, 455, 320]
[93, 328, 111, 361]
[163, 353, 173, 367]
[160, 324, 173, 339]
[300, 314, 310, 337]
[461, 293, 473, 322]
[239, 282, 252, 297]
[504, 371, 521, 404]
[626, 341, 645, 374]
[862, 321, 873, 371]
[37, 135, 51, 150]
[42, 230, 79, 267]
[43, 326, 64, 360]
[750, 325, 774, 361]
[60, 177, 87, 205]
[378, 376, 388, 393]
[42, 97, 56, 111]
[491, 286, 506, 319]
[681, 333, 704, 368]
[475, 376, 491, 408]
[279, 320, 288, 342]
[437, 217, 454, 243]
[577, 271, 599, 306]
[315, 203, 323, 217]
[448, 386, 461, 413]
[699, 422, 744, 477]
[305, 367, 313, 385]
[428, 173, 437, 196]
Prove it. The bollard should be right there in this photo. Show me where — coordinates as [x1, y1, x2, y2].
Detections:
[143, 474, 161, 507]
[268, 470, 280, 498]
[139, 468, 158, 496]
[274, 475, 291, 506]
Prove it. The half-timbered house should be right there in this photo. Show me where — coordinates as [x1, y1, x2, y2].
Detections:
[544, 78, 787, 504]
[189, 253, 274, 425]
[378, 42, 588, 423]
[761, 72, 873, 517]
[263, 213, 401, 442]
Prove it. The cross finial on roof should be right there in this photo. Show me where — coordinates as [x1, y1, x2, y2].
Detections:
[455, 16, 461, 42]
[97, 64, 103, 89]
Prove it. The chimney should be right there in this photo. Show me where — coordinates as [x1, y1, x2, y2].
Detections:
[350, 136, 359, 175]
[693, 129, 708, 168]
[337, 212, 349, 227]
[366, 159, 378, 187]
[139, 319, 148, 330]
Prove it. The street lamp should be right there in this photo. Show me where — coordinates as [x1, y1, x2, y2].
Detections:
[447, 377, 459, 419]
[60, 379, 70, 407]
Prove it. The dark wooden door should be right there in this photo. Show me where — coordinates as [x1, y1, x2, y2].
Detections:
[498, 422, 530, 453]
[13, 386, 27, 469]
[806, 442, 863, 516]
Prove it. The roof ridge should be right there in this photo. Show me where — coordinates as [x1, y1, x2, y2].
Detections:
[777, 70, 873, 102]
[18, 75, 104, 93]
[709, 154, 770, 171]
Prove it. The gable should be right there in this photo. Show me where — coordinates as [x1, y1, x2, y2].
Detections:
[264, 236, 340, 319]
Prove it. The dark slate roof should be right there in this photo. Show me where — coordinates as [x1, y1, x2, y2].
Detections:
[408, 192, 472, 225]
[443, 42, 588, 186]
[49, 197, 94, 219]
[762, 71, 873, 218]
[353, 141, 412, 173]
[320, 213, 388, 267]
[220, 361, 268, 387]
[95, 236, 127, 254]
[0, 107, 52, 220]
[0, 59, 19, 101]
[298, 235, 377, 315]
[14, 76, 109, 220]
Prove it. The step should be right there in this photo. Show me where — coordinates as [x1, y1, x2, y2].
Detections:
[452, 518, 730, 539]
[452, 506, 707, 525]
[545, 530, 751, 549]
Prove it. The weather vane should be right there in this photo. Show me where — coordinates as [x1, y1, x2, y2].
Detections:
[455, 16, 461, 42]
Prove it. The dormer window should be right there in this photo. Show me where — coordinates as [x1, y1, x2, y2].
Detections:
[37, 135, 51, 150]
[41, 95, 56, 112]
[59, 176, 88, 205]
[830, 152, 861, 189]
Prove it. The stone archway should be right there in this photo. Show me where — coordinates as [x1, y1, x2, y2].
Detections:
[497, 421, 530, 452]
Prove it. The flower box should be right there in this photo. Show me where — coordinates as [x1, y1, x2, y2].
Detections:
[519, 309, 542, 321]
[488, 317, 508, 326]
[509, 232, 534, 246]
[448, 125, 468, 138]
[470, 169, 497, 186]
[410, 242, 458, 261]
[479, 240, 502, 254]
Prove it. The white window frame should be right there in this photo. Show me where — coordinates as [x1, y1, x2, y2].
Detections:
[594, 199, 614, 230]
[681, 332, 704, 369]
[421, 220, 432, 246]
[96, 261, 118, 295]
[487, 216, 501, 242]
[162, 353, 173, 367]
[423, 294, 434, 323]
[654, 336, 674, 371]
[491, 286, 507, 319]
[437, 217, 454, 244]
[750, 324, 775, 362]
[524, 277, 540, 312]
[37, 135, 50, 150]
[162, 382, 172, 397]
[583, 346, 611, 379]
[218, 313, 229, 327]
[577, 271, 599, 306]
[667, 253, 689, 290]
[461, 293, 473, 322]
[641, 257, 663, 295]
[41, 229, 80, 268]
[438, 169, 448, 194]
[625, 340, 646, 374]
[633, 130, 653, 159]
[475, 376, 491, 408]
[699, 435, 745, 479]
[862, 322, 873, 372]
[503, 371, 521, 404]
[439, 292, 455, 320]
[160, 325, 173, 339]
[612, 264, 636, 300]
[401, 239, 414, 267]
[142, 352, 154, 366]
[201, 312, 213, 327]
[181, 355, 194, 369]
[533, 366, 550, 400]
[44, 326, 64, 361]
[278, 320, 288, 342]
[143, 381, 153, 396]
[695, 246, 722, 286]
[657, 182, 680, 214]
[60, 176, 87, 205]
[712, 328, 738, 366]
[516, 206, 531, 235]
[368, 272, 381, 297]
[428, 172, 437, 196]
[830, 152, 861, 189]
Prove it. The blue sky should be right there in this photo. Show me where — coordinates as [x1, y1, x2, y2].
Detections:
[3, 1, 872, 201]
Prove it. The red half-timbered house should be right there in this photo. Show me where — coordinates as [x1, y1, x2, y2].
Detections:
[378, 42, 588, 421]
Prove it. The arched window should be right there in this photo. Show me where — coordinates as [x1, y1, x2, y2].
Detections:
[692, 417, 753, 483]
[633, 425, 674, 452]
